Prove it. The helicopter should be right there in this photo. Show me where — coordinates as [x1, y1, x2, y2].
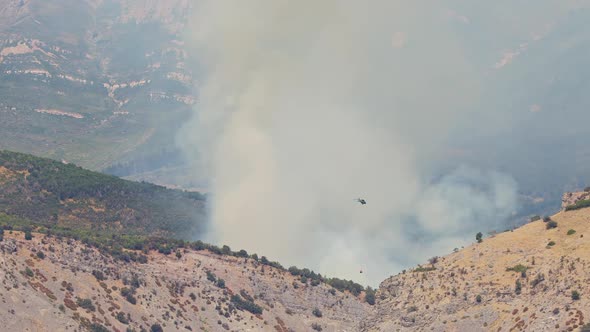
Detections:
[356, 198, 367, 205]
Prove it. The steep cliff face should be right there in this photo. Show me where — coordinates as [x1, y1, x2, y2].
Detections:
[363, 208, 590, 331]
[0, 231, 372, 332]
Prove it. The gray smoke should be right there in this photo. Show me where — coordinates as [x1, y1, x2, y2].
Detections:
[178, 1, 584, 285]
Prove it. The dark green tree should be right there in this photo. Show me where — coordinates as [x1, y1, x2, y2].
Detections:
[572, 290, 581, 301]
[150, 324, 164, 332]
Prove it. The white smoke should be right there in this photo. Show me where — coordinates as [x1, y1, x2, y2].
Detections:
[179, 0, 522, 285]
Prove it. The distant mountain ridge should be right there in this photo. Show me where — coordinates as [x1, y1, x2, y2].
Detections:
[0, 0, 195, 170]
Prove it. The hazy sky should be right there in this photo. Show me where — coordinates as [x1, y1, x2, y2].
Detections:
[179, 1, 590, 285]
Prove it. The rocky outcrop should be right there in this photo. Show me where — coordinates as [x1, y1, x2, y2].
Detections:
[561, 191, 590, 210]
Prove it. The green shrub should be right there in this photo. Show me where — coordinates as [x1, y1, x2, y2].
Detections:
[206, 270, 216, 282]
[130, 275, 141, 288]
[567, 229, 576, 235]
[150, 324, 164, 332]
[24, 230, 33, 240]
[116, 312, 129, 324]
[546, 221, 558, 229]
[476, 232, 483, 243]
[566, 199, 590, 211]
[531, 273, 545, 287]
[89, 323, 110, 332]
[572, 290, 581, 301]
[230, 294, 263, 315]
[76, 298, 96, 311]
[239, 289, 254, 302]
[365, 287, 376, 305]
[289, 266, 301, 276]
[311, 323, 323, 331]
[120, 288, 137, 305]
[325, 278, 364, 296]
[36, 251, 45, 259]
[221, 245, 232, 255]
[210, 244, 224, 255]
[157, 246, 171, 255]
[24, 267, 34, 278]
[216, 278, 225, 288]
[543, 216, 552, 222]
[515, 280, 522, 295]
[312, 308, 323, 317]
[547, 241, 556, 247]
[92, 270, 106, 281]
[125, 294, 137, 304]
[476, 295, 482, 303]
[414, 266, 436, 272]
[530, 215, 541, 222]
[506, 264, 528, 273]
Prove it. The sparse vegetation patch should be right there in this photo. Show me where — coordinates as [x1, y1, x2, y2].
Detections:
[414, 266, 436, 272]
[230, 294, 263, 315]
[506, 264, 528, 273]
[565, 199, 590, 211]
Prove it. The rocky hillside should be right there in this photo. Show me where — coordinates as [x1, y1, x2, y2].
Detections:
[0, 150, 375, 331]
[0, 230, 371, 332]
[364, 200, 590, 332]
[10, 194, 590, 332]
[6, 150, 590, 331]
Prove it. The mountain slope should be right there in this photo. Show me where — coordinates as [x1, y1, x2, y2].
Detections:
[0, 0, 194, 170]
[0, 150, 374, 332]
[0, 231, 371, 332]
[6, 149, 590, 331]
[364, 205, 590, 331]
[0, 150, 207, 239]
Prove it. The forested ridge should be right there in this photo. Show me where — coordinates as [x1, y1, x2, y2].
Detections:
[0, 150, 207, 238]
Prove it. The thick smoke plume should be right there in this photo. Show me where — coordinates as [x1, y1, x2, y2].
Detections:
[178, 1, 529, 285]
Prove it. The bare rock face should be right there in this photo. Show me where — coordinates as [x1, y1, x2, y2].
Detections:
[561, 191, 590, 210]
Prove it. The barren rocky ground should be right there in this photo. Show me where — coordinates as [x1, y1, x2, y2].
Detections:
[0, 231, 371, 332]
[364, 194, 590, 332]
